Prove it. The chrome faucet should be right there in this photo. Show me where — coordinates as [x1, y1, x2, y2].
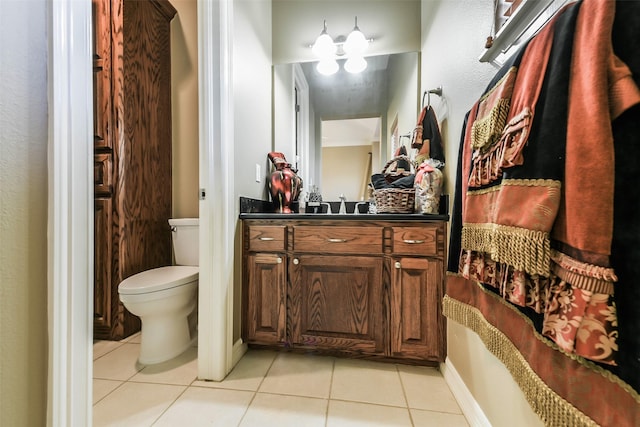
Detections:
[354, 201, 367, 215]
[320, 202, 332, 214]
[339, 194, 347, 214]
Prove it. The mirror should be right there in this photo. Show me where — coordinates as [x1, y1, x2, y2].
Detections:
[273, 52, 420, 202]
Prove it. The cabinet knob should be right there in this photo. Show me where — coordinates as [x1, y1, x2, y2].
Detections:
[395, 261, 401, 269]
[277, 257, 282, 264]
[293, 258, 299, 265]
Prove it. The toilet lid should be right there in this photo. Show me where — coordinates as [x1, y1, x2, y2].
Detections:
[118, 266, 199, 295]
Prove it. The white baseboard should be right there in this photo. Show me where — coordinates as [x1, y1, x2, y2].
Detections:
[232, 339, 248, 367]
[441, 357, 492, 427]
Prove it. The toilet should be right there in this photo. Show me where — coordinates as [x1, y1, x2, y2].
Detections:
[118, 218, 199, 365]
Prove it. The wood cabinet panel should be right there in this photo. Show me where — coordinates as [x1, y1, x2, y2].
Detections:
[94, 153, 113, 196]
[293, 225, 383, 254]
[390, 257, 445, 361]
[94, 198, 113, 332]
[290, 255, 384, 354]
[248, 225, 286, 252]
[92, 0, 112, 150]
[392, 225, 441, 256]
[244, 253, 286, 345]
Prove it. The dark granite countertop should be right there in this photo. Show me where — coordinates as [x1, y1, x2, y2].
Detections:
[239, 212, 449, 221]
[238, 196, 450, 222]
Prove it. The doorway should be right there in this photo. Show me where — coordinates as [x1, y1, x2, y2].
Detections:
[320, 117, 380, 202]
[49, 1, 233, 424]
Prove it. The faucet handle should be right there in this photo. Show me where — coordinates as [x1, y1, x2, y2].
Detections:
[354, 201, 368, 215]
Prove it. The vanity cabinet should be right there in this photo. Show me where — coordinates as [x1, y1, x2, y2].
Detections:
[242, 217, 447, 364]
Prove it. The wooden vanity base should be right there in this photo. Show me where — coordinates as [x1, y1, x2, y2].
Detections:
[241, 216, 448, 364]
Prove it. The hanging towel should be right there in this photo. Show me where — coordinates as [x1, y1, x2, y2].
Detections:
[412, 106, 445, 167]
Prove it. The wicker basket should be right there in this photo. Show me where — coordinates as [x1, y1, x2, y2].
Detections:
[373, 188, 415, 214]
[372, 154, 415, 214]
[382, 155, 413, 183]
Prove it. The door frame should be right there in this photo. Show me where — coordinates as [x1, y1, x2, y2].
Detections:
[47, 0, 233, 424]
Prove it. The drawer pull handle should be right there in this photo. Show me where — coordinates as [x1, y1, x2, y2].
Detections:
[327, 238, 347, 243]
[403, 239, 424, 244]
[293, 258, 299, 265]
[259, 237, 275, 241]
[395, 261, 401, 269]
[277, 257, 282, 264]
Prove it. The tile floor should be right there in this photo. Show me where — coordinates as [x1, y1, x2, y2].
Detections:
[93, 334, 469, 427]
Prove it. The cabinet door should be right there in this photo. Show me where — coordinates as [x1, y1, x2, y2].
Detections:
[244, 253, 287, 345]
[94, 197, 113, 337]
[391, 257, 445, 361]
[290, 255, 384, 355]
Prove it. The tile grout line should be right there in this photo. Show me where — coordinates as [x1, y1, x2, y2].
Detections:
[235, 350, 279, 427]
[324, 357, 336, 427]
[395, 363, 417, 427]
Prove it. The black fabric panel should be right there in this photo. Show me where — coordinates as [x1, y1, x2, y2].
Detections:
[610, 0, 640, 393]
[506, 1, 581, 182]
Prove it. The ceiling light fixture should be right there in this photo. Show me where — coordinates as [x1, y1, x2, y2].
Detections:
[311, 16, 370, 76]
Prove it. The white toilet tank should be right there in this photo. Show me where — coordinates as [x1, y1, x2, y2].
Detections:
[169, 218, 199, 266]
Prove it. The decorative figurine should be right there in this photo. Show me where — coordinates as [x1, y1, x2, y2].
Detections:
[267, 152, 303, 213]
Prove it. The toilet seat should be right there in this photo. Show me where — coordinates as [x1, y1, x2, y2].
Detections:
[119, 266, 199, 295]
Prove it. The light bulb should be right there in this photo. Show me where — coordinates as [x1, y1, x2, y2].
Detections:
[312, 21, 336, 59]
[344, 56, 367, 74]
[344, 17, 368, 55]
[316, 59, 339, 75]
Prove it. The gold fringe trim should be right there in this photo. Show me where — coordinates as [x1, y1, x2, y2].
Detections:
[471, 98, 511, 152]
[462, 223, 550, 276]
[550, 250, 617, 295]
[467, 179, 561, 196]
[443, 295, 598, 427]
[501, 178, 562, 189]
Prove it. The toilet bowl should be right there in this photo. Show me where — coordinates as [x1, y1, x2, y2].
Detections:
[118, 218, 199, 365]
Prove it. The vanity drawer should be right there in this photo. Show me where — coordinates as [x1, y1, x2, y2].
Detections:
[392, 226, 440, 256]
[293, 226, 383, 254]
[248, 225, 287, 252]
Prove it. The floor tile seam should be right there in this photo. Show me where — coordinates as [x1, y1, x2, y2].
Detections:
[327, 396, 410, 410]
[147, 384, 190, 427]
[187, 382, 261, 393]
[395, 362, 415, 427]
[254, 390, 330, 401]
[92, 340, 128, 361]
[122, 378, 197, 387]
[92, 379, 127, 407]
[324, 358, 336, 427]
[409, 407, 465, 416]
[236, 351, 279, 426]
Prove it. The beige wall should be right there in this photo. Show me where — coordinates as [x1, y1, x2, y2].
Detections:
[321, 145, 372, 202]
[171, 0, 200, 218]
[0, 2, 48, 426]
[420, 0, 543, 425]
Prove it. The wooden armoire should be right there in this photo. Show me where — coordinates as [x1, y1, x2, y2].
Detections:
[93, 0, 177, 340]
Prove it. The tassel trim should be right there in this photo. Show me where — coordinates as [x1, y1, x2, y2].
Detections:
[461, 223, 551, 276]
[444, 294, 599, 427]
[471, 98, 511, 152]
